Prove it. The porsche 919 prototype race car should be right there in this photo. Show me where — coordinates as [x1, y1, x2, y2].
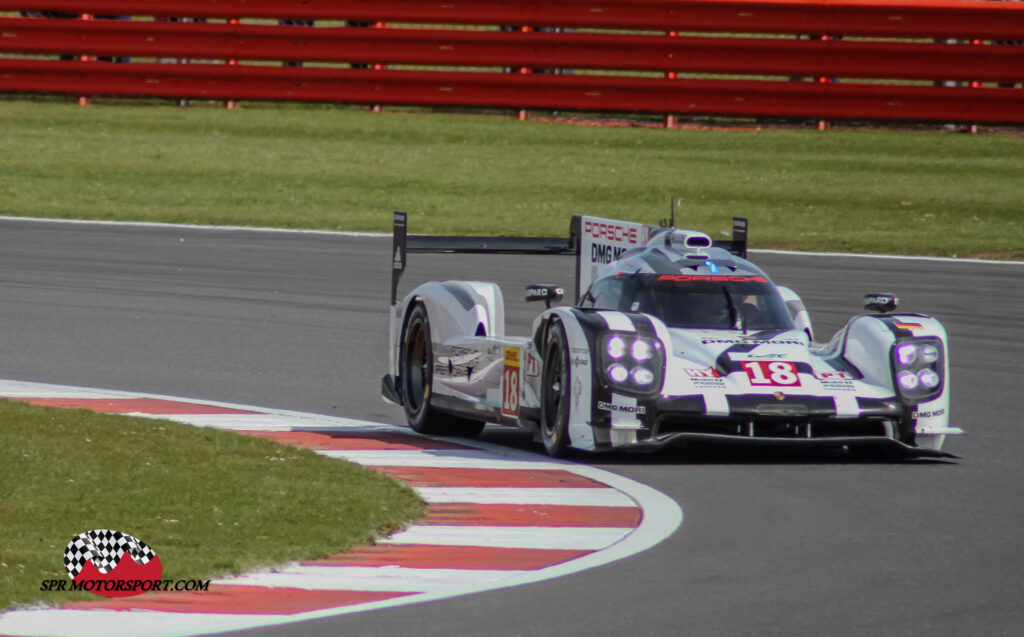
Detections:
[382, 212, 961, 457]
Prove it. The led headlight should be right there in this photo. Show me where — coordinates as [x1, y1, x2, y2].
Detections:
[631, 367, 655, 386]
[631, 339, 653, 362]
[608, 364, 630, 383]
[896, 343, 917, 366]
[890, 337, 944, 403]
[606, 335, 627, 360]
[920, 344, 940, 364]
[897, 371, 919, 391]
[599, 332, 665, 396]
[918, 368, 940, 389]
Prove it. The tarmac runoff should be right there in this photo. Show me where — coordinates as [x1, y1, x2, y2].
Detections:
[0, 379, 682, 637]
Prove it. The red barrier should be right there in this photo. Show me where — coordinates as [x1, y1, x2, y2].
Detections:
[2, 0, 1023, 40]
[1, 18, 1021, 83]
[1, 1, 1022, 124]
[1, 58, 1020, 123]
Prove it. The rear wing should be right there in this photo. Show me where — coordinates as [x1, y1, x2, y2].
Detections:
[390, 211, 748, 306]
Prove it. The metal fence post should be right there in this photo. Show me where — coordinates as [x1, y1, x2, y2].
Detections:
[77, 13, 93, 106]
[664, 30, 679, 129]
[968, 38, 983, 134]
[372, 21, 387, 113]
[516, 25, 533, 121]
[816, 35, 831, 131]
[225, 17, 240, 109]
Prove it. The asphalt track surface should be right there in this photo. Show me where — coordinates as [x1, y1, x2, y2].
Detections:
[1, 218, 1021, 637]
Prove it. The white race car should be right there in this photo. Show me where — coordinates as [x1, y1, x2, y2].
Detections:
[382, 212, 961, 457]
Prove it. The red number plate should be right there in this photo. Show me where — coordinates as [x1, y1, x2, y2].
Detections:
[741, 361, 801, 386]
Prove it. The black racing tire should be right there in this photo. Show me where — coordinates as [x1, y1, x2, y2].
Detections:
[400, 303, 485, 437]
[540, 320, 572, 457]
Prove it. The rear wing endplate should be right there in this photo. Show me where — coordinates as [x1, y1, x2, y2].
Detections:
[390, 211, 747, 306]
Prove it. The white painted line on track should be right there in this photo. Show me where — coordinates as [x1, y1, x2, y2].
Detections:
[153, 413, 352, 430]
[2, 215, 1020, 265]
[322, 449, 575, 470]
[414, 486, 637, 507]
[0, 381, 130, 398]
[379, 525, 633, 550]
[749, 248, 1024, 265]
[215, 566, 529, 592]
[0, 379, 682, 637]
[0, 610, 276, 637]
[0, 215, 387, 238]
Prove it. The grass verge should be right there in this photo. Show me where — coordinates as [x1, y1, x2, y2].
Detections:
[0, 100, 1021, 258]
[0, 399, 424, 611]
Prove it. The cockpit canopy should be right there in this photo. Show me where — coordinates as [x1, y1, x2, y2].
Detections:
[581, 273, 795, 331]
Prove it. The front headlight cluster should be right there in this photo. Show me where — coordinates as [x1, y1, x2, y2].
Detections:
[891, 337, 944, 402]
[601, 333, 664, 395]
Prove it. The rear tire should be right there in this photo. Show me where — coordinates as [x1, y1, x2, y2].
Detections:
[540, 321, 572, 457]
[400, 303, 485, 437]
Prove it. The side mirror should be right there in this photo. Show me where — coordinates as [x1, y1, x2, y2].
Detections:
[864, 293, 899, 313]
[526, 284, 564, 309]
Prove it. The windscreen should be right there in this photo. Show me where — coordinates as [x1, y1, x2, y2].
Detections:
[587, 273, 795, 331]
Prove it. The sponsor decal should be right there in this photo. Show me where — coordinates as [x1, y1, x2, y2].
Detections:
[657, 274, 767, 283]
[774, 392, 786, 401]
[584, 219, 644, 265]
[815, 371, 857, 391]
[571, 347, 591, 368]
[592, 243, 629, 265]
[692, 378, 725, 389]
[41, 529, 210, 598]
[815, 371, 855, 380]
[584, 220, 640, 245]
[912, 408, 945, 419]
[684, 367, 721, 378]
[525, 351, 541, 378]
[819, 379, 856, 392]
[437, 344, 479, 358]
[687, 373, 725, 389]
[741, 361, 801, 387]
[702, 338, 804, 346]
[436, 361, 475, 381]
[527, 286, 564, 299]
[597, 401, 647, 415]
[502, 347, 520, 418]
[895, 323, 923, 331]
[573, 376, 583, 409]
[684, 367, 725, 388]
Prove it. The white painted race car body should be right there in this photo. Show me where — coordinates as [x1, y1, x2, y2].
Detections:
[382, 212, 961, 457]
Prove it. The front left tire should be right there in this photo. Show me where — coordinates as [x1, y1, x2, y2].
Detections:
[539, 320, 572, 457]
[400, 303, 485, 437]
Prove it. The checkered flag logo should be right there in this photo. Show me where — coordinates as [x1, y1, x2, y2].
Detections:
[64, 529, 157, 579]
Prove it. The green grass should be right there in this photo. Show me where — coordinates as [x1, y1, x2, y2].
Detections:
[0, 100, 1021, 257]
[0, 400, 424, 611]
